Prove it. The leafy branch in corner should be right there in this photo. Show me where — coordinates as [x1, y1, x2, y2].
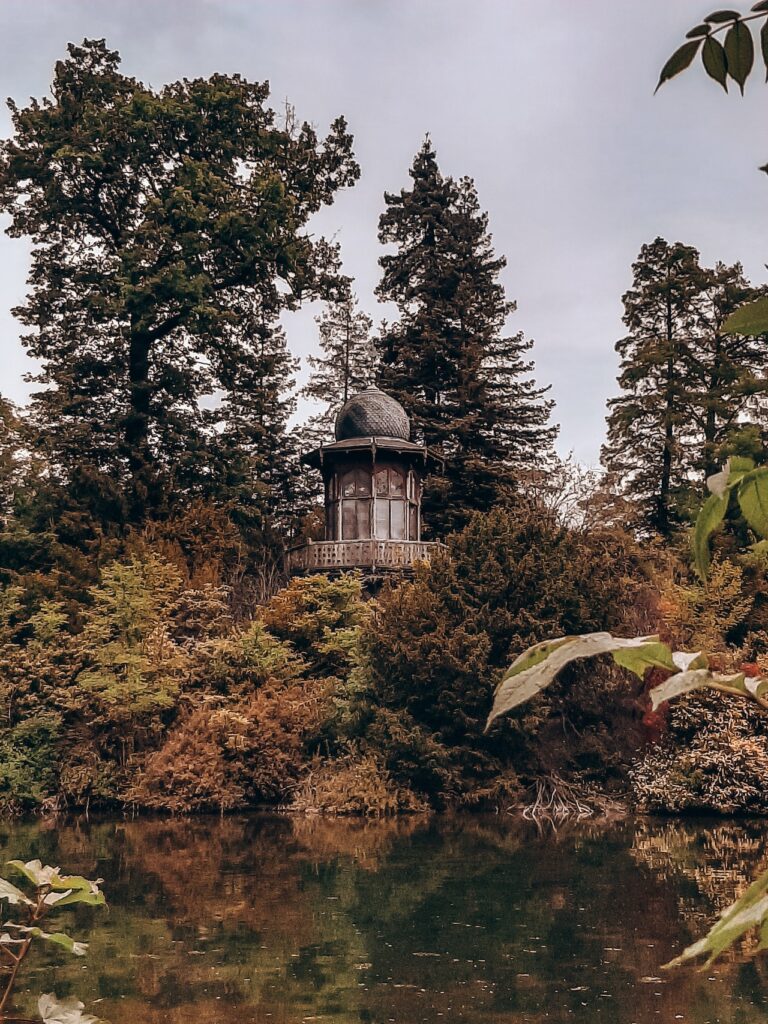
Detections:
[485, 444, 768, 968]
[657, 4, 768, 95]
[693, 455, 768, 578]
[0, 860, 106, 1023]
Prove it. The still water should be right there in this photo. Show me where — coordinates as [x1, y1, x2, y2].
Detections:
[1, 814, 767, 1023]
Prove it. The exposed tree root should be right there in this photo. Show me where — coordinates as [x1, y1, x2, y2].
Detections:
[519, 774, 623, 829]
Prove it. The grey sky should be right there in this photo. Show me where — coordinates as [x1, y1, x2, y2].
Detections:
[0, 0, 766, 464]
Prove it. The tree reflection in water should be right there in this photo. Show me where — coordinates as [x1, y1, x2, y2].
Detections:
[0, 814, 765, 1022]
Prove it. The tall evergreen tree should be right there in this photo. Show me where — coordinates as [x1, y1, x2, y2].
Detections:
[376, 140, 556, 534]
[209, 307, 301, 542]
[683, 262, 768, 479]
[602, 238, 768, 536]
[602, 238, 705, 536]
[0, 39, 359, 526]
[301, 288, 376, 444]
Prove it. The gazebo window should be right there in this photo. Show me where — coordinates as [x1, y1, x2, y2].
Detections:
[374, 465, 409, 541]
[342, 467, 371, 497]
[337, 466, 373, 540]
[324, 461, 424, 545]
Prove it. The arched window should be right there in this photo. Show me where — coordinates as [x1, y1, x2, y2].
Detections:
[339, 467, 372, 540]
[374, 465, 409, 540]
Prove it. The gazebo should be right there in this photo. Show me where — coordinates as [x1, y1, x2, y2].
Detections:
[286, 386, 444, 575]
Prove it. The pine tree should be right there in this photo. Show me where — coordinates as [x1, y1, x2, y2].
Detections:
[683, 262, 768, 479]
[209, 308, 301, 544]
[602, 239, 768, 536]
[301, 288, 376, 445]
[602, 239, 707, 536]
[0, 39, 358, 526]
[0, 398, 23, 527]
[376, 140, 556, 534]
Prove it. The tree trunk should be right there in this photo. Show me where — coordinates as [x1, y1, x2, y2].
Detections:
[657, 289, 675, 537]
[125, 325, 152, 521]
[703, 333, 722, 480]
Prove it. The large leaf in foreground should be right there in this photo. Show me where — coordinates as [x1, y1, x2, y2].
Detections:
[0, 876, 32, 906]
[649, 669, 746, 710]
[485, 633, 661, 729]
[723, 295, 768, 335]
[738, 471, 768, 538]
[7, 860, 104, 902]
[693, 492, 728, 579]
[38, 993, 100, 1024]
[664, 864, 768, 968]
[10, 925, 88, 956]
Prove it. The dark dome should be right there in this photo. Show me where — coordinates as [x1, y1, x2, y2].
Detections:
[334, 386, 410, 442]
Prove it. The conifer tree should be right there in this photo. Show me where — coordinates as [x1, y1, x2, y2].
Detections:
[376, 139, 555, 534]
[683, 262, 768, 479]
[602, 239, 768, 536]
[301, 288, 376, 445]
[209, 309, 301, 543]
[0, 39, 359, 526]
[602, 238, 706, 536]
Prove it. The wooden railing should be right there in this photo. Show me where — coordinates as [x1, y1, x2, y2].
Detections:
[286, 539, 444, 574]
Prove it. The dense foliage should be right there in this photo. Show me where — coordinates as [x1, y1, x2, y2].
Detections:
[1, 37, 768, 824]
[0, 38, 358, 562]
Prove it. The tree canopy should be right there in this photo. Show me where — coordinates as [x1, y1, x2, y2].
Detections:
[0, 39, 359, 525]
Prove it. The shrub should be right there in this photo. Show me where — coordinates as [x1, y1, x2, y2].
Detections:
[128, 679, 331, 813]
[353, 504, 654, 807]
[261, 573, 367, 678]
[632, 555, 768, 815]
[290, 748, 428, 816]
[631, 693, 768, 814]
[0, 713, 61, 811]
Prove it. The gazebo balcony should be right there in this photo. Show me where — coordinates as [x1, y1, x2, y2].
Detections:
[286, 539, 445, 575]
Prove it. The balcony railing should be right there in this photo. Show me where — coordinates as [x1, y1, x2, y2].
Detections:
[286, 539, 445, 575]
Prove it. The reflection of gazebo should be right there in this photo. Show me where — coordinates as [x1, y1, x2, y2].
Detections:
[287, 386, 445, 575]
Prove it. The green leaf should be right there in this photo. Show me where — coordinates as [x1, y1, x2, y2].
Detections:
[501, 636, 579, 681]
[752, 0, 768, 12]
[649, 668, 715, 710]
[8, 859, 53, 888]
[50, 873, 103, 895]
[664, 863, 768, 968]
[692, 492, 728, 579]
[723, 295, 768, 334]
[702, 35, 729, 88]
[738, 470, 768, 538]
[0, 877, 32, 906]
[650, 669, 746, 711]
[728, 455, 757, 475]
[725, 20, 755, 92]
[761, 19, 768, 80]
[707, 456, 756, 500]
[656, 40, 702, 91]
[13, 925, 88, 956]
[7, 861, 103, 898]
[687, 23, 712, 37]
[612, 641, 678, 678]
[486, 632, 660, 729]
[705, 9, 743, 21]
[672, 650, 710, 672]
[45, 888, 105, 909]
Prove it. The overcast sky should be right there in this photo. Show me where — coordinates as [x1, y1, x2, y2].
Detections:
[0, 0, 766, 464]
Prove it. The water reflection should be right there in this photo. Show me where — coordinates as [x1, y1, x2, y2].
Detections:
[0, 814, 766, 1022]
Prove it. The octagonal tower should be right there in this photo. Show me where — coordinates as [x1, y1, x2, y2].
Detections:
[287, 386, 444, 575]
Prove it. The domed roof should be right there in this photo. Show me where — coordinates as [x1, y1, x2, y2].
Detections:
[334, 386, 410, 442]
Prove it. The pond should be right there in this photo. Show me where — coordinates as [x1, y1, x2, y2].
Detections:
[1, 813, 767, 1023]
